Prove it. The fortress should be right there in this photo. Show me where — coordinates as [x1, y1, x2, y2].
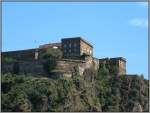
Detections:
[2, 37, 126, 77]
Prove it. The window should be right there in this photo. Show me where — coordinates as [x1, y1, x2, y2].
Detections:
[74, 48, 77, 52]
[69, 43, 71, 48]
[69, 49, 71, 53]
[64, 44, 67, 48]
[74, 43, 77, 47]
[64, 50, 67, 53]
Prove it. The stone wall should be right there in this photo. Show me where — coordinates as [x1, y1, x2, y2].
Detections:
[2, 60, 46, 75]
[2, 57, 99, 78]
[2, 49, 36, 61]
[93, 57, 100, 70]
[55, 57, 99, 77]
[80, 39, 93, 56]
[118, 59, 126, 75]
[2, 63, 14, 74]
[56, 59, 87, 76]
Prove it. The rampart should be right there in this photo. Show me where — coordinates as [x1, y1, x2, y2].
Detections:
[2, 57, 100, 78]
[2, 49, 36, 61]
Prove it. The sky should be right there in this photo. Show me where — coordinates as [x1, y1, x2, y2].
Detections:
[2, 2, 148, 79]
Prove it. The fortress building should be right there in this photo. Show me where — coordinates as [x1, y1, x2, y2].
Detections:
[39, 37, 93, 59]
[99, 57, 126, 75]
[2, 37, 126, 76]
[61, 37, 93, 59]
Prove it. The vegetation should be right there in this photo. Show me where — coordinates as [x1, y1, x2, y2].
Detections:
[1, 70, 149, 112]
[1, 73, 101, 112]
[2, 57, 16, 64]
[40, 48, 62, 60]
[80, 53, 90, 60]
[40, 48, 62, 74]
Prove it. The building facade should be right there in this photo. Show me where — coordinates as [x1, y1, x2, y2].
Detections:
[61, 37, 93, 59]
[99, 57, 126, 75]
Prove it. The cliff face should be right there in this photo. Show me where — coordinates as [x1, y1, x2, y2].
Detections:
[96, 75, 149, 112]
[1, 70, 149, 112]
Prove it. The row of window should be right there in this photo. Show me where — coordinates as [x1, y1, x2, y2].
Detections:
[63, 43, 79, 48]
[63, 49, 92, 55]
[64, 53, 80, 57]
[64, 49, 79, 53]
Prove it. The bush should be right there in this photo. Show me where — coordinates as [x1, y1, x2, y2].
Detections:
[80, 53, 90, 60]
[43, 58, 57, 74]
[41, 48, 62, 60]
[41, 48, 62, 74]
[1, 73, 149, 112]
[97, 64, 109, 80]
[2, 57, 15, 64]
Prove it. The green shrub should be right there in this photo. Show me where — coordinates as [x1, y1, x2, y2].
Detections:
[80, 53, 90, 60]
[1, 73, 149, 112]
[43, 58, 57, 74]
[2, 57, 15, 64]
[41, 48, 62, 73]
[41, 48, 62, 60]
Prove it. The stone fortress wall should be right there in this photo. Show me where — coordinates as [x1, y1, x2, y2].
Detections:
[2, 57, 99, 78]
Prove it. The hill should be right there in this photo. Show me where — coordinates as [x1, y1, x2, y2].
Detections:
[1, 70, 149, 112]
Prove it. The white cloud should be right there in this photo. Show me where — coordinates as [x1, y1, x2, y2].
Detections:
[129, 18, 148, 28]
[136, 2, 148, 8]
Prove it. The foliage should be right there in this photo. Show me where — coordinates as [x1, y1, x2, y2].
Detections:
[42, 58, 57, 74]
[1, 74, 100, 112]
[41, 48, 62, 73]
[97, 64, 109, 79]
[80, 53, 90, 60]
[1, 71, 149, 112]
[40, 48, 62, 60]
[2, 57, 15, 64]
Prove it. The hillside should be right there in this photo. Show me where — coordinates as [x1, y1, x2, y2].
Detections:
[1, 70, 149, 112]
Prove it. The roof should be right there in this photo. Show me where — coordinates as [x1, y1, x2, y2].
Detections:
[39, 43, 61, 48]
[99, 57, 109, 61]
[2, 48, 37, 53]
[61, 37, 93, 48]
[110, 57, 126, 62]
[99, 57, 126, 62]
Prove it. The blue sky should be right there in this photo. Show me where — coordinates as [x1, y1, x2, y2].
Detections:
[2, 2, 148, 79]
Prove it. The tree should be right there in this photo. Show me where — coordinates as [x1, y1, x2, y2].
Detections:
[2, 57, 15, 64]
[41, 48, 62, 74]
[97, 64, 109, 80]
[41, 48, 62, 60]
[43, 58, 57, 74]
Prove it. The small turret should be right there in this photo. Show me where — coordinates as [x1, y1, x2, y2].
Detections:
[35, 49, 38, 60]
